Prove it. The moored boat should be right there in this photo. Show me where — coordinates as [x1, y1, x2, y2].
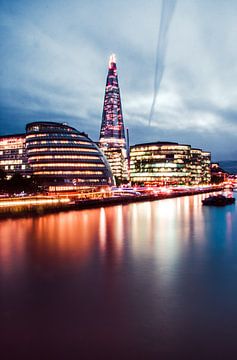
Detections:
[202, 194, 235, 206]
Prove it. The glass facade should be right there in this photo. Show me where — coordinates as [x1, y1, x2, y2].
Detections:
[0, 134, 30, 178]
[130, 142, 211, 185]
[190, 149, 211, 184]
[99, 54, 128, 182]
[25, 122, 114, 188]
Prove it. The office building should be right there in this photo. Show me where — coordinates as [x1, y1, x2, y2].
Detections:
[99, 54, 128, 183]
[0, 134, 30, 179]
[130, 141, 211, 185]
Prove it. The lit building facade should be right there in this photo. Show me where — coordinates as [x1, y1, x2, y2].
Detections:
[190, 149, 211, 184]
[26, 122, 114, 190]
[130, 141, 211, 186]
[0, 134, 30, 178]
[99, 54, 128, 183]
[201, 152, 212, 183]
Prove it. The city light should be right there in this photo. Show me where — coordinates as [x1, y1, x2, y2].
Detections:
[99, 54, 129, 183]
[0, 197, 70, 207]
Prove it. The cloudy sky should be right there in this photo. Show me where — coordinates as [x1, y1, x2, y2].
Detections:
[0, 0, 237, 160]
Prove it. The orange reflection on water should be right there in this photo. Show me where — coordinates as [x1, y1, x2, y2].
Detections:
[0, 194, 226, 283]
[99, 208, 107, 252]
[153, 199, 179, 267]
[0, 210, 102, 279]
[32, 210, 100, 265]
[98, 205, 125, 265]
[129, 201, 156, 257]
[0, 219, 30, 276]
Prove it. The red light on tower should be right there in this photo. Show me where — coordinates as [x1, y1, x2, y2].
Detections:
[109, 53, 116, 69]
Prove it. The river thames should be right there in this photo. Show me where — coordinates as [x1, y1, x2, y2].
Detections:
[1, 193, 237, 359]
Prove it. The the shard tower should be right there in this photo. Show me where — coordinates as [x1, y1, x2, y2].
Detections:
[99, 54, 128, 184]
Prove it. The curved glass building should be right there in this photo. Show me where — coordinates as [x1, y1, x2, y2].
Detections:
[26, 122, 113, 190]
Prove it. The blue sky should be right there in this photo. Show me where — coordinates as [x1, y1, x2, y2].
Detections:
[0, 0, 237, 160]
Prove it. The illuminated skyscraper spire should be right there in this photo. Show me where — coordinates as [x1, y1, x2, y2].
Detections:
[99, 54, 126, 148]
[99, 54, 128, 184]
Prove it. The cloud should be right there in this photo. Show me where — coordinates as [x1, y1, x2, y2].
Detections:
[0, 0, 237, 160]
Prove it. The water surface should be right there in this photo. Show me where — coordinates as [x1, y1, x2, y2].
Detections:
[1, 193, 237, 359]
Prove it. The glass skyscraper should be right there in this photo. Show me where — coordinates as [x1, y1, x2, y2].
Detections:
[99, 54, 128, 184]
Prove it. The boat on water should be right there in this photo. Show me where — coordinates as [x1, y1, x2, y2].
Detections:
[202, 194, 235, 206]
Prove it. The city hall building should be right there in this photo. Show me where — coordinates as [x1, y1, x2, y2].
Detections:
[129, 141, 211, 186]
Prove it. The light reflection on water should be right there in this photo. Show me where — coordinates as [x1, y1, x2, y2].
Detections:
[0, 193, 236, 282]
[1, 193, 237, 358]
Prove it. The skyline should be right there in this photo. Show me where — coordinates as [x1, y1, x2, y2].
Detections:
[1, 0, 237, 161]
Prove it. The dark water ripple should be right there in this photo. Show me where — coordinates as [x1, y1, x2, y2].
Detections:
[1, 193, 237, 359]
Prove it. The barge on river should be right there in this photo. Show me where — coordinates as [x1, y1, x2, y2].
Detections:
[202, 194, 235, 206]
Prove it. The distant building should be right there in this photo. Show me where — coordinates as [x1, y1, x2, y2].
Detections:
[99, 54, 128, 184]
[211, 163, 228, 183]
[0, 134, 30, 179]
[130, 141, 211, 185]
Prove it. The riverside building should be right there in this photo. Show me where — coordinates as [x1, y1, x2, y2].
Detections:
[130, 141, 211, 186]
[99, 54, 129, 184]
[0, 122, 113, 191]
[25, 122, 114, 191]
[0, 134, 30, 179]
